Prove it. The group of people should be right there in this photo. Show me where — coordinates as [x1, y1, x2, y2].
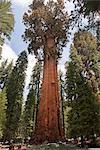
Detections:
[68, 135, 100, 148]
[0, 142, 26, 150]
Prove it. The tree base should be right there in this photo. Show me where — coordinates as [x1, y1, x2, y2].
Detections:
[29, 134, 65, 145]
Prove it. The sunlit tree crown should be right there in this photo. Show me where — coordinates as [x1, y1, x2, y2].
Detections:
[23, 0, 69, 59]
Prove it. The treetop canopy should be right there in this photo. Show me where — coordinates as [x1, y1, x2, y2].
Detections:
[23, 0, 69, 59]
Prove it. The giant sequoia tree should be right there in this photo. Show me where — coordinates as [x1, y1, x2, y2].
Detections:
[23, 0, 69, 144]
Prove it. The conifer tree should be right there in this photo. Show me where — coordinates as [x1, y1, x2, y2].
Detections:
[0, 0, 14, 43]
[65, 61, 77, 105]
[72, 31, 100, 101]
[23, 0, 69, 144]
[66, 65, 99, 139]
[0, 60, 13, 90]
[4, 51, 28, 141]
[65, 56, 99, 140]
[23, 61, 42, 139]
[23, 88, 35, 140]
[0, 89, 7, 138]
[65, 31, 100, 139]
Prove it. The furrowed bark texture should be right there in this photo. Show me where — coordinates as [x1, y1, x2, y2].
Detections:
[30, 37, 65, 144]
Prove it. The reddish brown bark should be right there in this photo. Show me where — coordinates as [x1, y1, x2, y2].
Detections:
[30, 37, 65, 144]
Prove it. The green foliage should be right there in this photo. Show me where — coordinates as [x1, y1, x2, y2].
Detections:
[82, 0, 100, 15]
[0, 60, 13, 90]
[0, 59, 13, 139]
[63, 102, 71, 138]
[23, 61, 42, 139]
[4, 51, 28, 141]
[65, 61, 100, 138]
[96, 21, 100, 47]
[0, 89, 7, 138]
[72, 31, 100, 100]
[65, 61, 77, 104]
[23, 88, 36, 139]
[69, 0, 100, 30]
[65, 31, 100, 138]
[30, 60, 42, 100]
[0, 0, 14, 45]
[67, 72, 99, 138]
[23, 0, 69, 58]
[69, 0, 100, 14]
[0, 0, 14, 58]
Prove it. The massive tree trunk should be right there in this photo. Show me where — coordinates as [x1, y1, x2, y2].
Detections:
[30, 36, 65, 144]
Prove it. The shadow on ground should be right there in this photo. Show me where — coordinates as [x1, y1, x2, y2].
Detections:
[27, 142, 85, 150]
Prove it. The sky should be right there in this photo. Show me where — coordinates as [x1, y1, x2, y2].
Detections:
[10, 0, 31, 54]
[9, 0, 74, 62]
[1, 0, 74, 99]
[9, 0, 59, 54]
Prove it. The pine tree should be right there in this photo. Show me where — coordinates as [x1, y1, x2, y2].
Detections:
[65, 61, 77, 105]
[67, 70, 99, 139]
[0, 60, 13, 90]
[0, 88, 7, 138]
[23, 89, 35, 140]
[23, 61, 42, 140]
[23, 0, 69, 144]
[72, 31, 100, 101]
[4, 51, 28, 141]
[65, 31, 100, 139]
[65, 61, 100, 139]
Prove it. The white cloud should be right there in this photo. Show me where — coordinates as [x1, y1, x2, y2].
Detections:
[24, 54, 36, 100]
[58, 64, 65, 74]
[25, 54, 36, 88]
[1, 44, 17, 64]
[11, 0, 58, 7]
[11, 0, 32, 6]
[65, 1, 74, 14]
